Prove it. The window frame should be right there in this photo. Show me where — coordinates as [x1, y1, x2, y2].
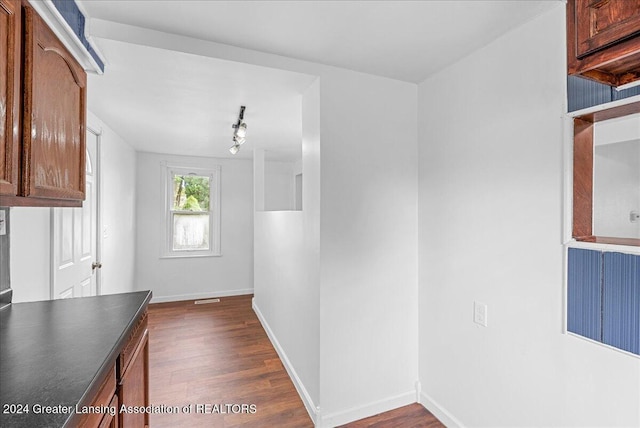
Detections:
[571, 100, 640, 247]
[162, 163, 221, 258]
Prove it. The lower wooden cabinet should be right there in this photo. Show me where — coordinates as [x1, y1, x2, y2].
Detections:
[79, 311, 149, 428]
[98, 395, 119, 428]
[118, 312, 149, 428]
[78, 366, 116, 428]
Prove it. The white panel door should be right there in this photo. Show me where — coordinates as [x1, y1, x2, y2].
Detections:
[52, 130, 99, 299]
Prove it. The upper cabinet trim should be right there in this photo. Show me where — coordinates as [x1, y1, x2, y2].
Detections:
[27, 0, 104, 74]
[567, 0, 640, 88]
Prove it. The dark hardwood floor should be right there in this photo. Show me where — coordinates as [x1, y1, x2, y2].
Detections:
[339, 403, 444, 428]
[148, 295, 312, 427]
[148, 295, 443, 427]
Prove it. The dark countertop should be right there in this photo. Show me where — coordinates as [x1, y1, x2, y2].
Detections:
[0, 291, 152, 427]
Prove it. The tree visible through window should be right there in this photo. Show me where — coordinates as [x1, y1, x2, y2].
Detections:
[164, 165, 220, 257]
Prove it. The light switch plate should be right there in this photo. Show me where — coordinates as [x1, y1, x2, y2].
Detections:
[474, 301, 488, 327]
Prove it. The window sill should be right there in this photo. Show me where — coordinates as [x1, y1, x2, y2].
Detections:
[160, 253, 222, 259]
[566, 332, 640, 359]
[566, 239, 640, 255]
[574, 236, 640, 247]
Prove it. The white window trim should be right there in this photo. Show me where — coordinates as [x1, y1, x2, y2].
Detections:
[161, 163, 221, 258]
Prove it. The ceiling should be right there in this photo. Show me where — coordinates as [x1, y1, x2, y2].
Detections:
[88, 39, 315, 160]
[82, 0, 562, 160]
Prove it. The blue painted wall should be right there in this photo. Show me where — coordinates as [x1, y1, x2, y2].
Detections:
[51, 0, 104, 72]
[567, 248, 602, 341]
[568, 76, 640, 112]
[568, 248, 640, 356]
[602, 252, 640, 355]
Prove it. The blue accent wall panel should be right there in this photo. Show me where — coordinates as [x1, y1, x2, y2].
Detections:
[568, 76, 612, 112]
[612, 83, 640, 101]
[52, 0, 104, 72]
[602, 252, 640, 355]
[567, 248, 602, 341]
[567, 76, 640, 112]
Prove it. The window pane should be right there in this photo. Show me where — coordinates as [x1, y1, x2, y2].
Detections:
[173, 213, 210, 250]
[173, 175, 210, 211]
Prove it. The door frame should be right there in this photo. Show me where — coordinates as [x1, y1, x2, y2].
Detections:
[49, 124, 103, 298]
[88, 124, 103, 295]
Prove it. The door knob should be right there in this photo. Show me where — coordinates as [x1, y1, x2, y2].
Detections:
[92, 262, 103, 271]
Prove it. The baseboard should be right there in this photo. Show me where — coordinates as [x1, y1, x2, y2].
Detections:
[252, 299, 319, 425]
[319, 390, 416, 428]
[150, 288, 253, 303]
[419, 390, 464, 428]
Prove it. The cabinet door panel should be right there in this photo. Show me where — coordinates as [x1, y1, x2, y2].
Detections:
[22, 4, 86, 201]
[576, 0, 640, 57]
[0, 0, 20, 196]
[119, 330, 149, 428]
[98, 395, 119, 428]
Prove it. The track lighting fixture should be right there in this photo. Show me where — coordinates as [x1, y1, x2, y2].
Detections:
[229, 106, 247, 154]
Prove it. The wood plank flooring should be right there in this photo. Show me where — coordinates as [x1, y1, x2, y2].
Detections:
[148, 295, 311, 427]
[147, 295, 444, 427]
[339, 403, 444, 428]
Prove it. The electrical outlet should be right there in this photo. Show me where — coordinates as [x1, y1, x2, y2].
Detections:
[474, 301, 488, 327]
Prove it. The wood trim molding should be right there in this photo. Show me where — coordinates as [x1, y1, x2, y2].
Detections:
[572, 118, 593, 240]
[576, 100, 640, 122]
[26, 0, 104, 74]
[593, 237, 640, 246]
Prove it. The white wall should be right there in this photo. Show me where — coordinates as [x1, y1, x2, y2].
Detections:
[594, 140, 640, 239]
[135, 152, 253, 302]
[10, 111, 137, 302]
[265, 159, 296, 211]
[318, 70, 418, 426]
[10, 207, 51, 302]
[87, 111, 138, 295]
[418, 5, 640, 427]
[253, 79, 321, 416]
[254, 68, 420, 428]
[593, 114, 640, 239]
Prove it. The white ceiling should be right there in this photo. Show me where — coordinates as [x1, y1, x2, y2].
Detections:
[88, 39, 315, 160]
[82, 0, 562, 159]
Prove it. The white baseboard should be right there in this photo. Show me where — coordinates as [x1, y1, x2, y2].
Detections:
[150, 288, 253, 303]
[419, 390, 464, 428]
[252, 299, 319, 425]
[319, 390, 416, 428]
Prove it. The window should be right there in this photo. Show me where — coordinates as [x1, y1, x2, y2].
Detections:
[163, 164, 220, 257]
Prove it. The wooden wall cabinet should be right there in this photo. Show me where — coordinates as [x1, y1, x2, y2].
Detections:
[0, 0, 86, 207]
[0, 0, 20, 197]
[567, 0, 640, 87]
